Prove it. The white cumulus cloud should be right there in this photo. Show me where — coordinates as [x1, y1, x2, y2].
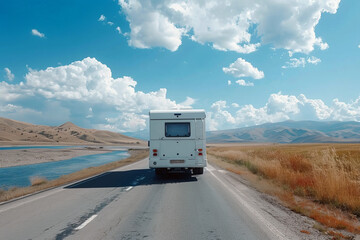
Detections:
[307, 56, 321, 65]
[116, 26, 122, 34]
[118, 0, 340, 53]
[254, 2, 337, 53]
[97, 113, 148, 132]
[31, 29, 45, 38]
[331, 98, 360, 121]
[119, 0, 184, 51]
[0, 57, 194, 131]
[223, 58, 264, 79]
[315, 37, 329, 50]
[235, 80, 254, 87]
[282, 58, 306, 68]
[24, 57, 193, 112]
[208, 100, 236, 130]
[0, 81, 27, 102]
[207, 92, 360, 130]
[4, 68, 14, 81]
[231, 103, 240, 108]
[282, 56, 321, 68]
[98, 14, 106, 21]
[179, 97, 196, 107]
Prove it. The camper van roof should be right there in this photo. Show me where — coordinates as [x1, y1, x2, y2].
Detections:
[149, 109, 206, 119]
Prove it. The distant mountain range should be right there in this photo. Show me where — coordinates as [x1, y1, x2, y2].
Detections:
[207, 121, 360, 143]
[4, 117, 358, 145]
[0, 117, 144, 145]
[122, 120, 360, 143]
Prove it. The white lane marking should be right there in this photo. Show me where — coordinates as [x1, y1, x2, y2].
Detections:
[0, 158, 149, 214]
[205, 164, 216, 172]
[218, 169, 227, 174]
[75, 215, 97, 230]
[207, 170, 287, 240]
[0, 188, 64, 214]
[125, 186, 133, 191]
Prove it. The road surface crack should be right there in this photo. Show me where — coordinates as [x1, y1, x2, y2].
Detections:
[54, 192, 121, 240]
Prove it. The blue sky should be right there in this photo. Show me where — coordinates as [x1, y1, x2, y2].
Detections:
[1, 0, 360, 132]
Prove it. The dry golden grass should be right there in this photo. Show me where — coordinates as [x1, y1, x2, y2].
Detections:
[0, 149, 148, 203]
[300, 229, 310, 234]
[30, 176, 48, 186]
[207, 143, 360, 235]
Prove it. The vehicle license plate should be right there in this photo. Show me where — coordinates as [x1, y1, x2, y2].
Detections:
[170, 160, 185, 164]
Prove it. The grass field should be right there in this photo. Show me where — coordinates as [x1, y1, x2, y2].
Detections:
[207, 143, 360, 235]
[0, 149, 149, 203]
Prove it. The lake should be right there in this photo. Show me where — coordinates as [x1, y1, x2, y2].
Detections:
[0, 146, 78, 151]
[0, 147, 129, 189]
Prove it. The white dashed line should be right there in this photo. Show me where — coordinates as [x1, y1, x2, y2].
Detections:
[125, 186, 133, 191]
[75, 215, 97, 230]
[205, 164, 216, 172]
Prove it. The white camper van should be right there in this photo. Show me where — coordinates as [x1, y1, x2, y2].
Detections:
[149, 109, 207, 175]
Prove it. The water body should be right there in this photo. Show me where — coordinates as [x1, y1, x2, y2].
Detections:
[0, 150, 129, 189]
[0, 146, 78, 151]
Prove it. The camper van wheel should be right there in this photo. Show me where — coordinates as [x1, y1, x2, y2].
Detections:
[193, 168, 204, 175]
[155, 169, 162, 176]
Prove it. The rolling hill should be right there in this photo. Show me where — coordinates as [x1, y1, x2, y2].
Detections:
[207, 120, 360, 143]
[0, 117, 144, 145]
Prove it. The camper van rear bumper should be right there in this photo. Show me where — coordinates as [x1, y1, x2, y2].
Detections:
[149, 159, 207, 168]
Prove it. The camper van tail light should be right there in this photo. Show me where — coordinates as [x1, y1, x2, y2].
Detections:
[198, 152, 203, 156]
[153, 153, 158, 156]
[153, 149, 158, 152]
[198, 148, 203, 152]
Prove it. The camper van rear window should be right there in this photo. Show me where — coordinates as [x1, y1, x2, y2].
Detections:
[165, 122, 190, 137]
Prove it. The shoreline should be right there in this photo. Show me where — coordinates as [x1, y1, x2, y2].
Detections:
[0, 147, 112, 168]
[0, 144, 146, 168]
[0, 149, 149, 203]
[0, 141, 145, 147]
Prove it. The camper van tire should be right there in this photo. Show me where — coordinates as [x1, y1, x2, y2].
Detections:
[193, 168, 204, 175]
[155, 168, 165, 176]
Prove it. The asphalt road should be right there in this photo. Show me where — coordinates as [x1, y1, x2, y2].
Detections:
[0, 158, 305, 240]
